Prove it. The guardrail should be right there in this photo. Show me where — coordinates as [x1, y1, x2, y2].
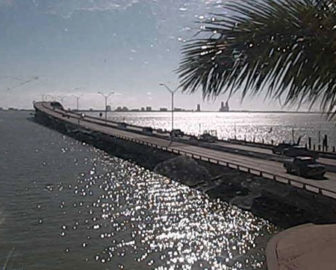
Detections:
[115, 134, 336, 199]
[36, 102, 336, 200]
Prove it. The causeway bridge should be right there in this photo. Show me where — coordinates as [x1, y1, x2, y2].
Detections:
[34, 101, 336, 200]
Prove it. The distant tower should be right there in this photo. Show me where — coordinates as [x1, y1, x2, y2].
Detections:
[225, 101, 230, 111]
[196, 104, 201, 112]
[219, 101, 230, 112]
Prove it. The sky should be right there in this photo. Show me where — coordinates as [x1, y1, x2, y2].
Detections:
[0, 0, 314, 111]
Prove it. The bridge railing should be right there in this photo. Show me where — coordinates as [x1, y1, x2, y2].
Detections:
[115, 134, 336, 200]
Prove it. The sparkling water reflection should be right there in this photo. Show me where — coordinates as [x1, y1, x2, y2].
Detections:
[0, 112, 277, 269]
[63, 151, 275, 269]
[92, 111, 336, 147]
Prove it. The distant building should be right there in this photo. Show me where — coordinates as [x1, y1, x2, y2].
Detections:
[106, 105, 112, 111]
[146, 106, 152, 111]
[174, 107, 185, 112]
[0, 107, 3, 111]
[89, 108, 93, 111]
[219, 101, 230, 112]
[141, 107, 145, 111]
[115, 106, 129, 112]
[160, 108, 168, 112]
[196, 104, 201, 112]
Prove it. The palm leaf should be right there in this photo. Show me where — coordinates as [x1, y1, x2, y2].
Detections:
[178, 0, 336, 117]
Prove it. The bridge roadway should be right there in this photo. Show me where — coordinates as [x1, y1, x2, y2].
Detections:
[35, 102, 336, 199]
[213, 141, 336, 168]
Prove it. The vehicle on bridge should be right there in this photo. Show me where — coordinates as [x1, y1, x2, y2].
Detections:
[170, 129, 184, 137]
[156, 128, 166, 134]
[142, 127, 153, 134]
[198, 133, 217, 143]
[283, 145, 319, 159]
[117, 122, 128, 129]
[272, 143, 295, 154]
[284, 156, 326, 178]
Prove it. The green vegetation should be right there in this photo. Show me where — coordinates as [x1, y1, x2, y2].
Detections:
[178, 0, 336, 117]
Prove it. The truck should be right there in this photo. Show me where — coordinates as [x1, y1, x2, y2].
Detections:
[283, 156, 326, 178]
[283, 145, 319, 159]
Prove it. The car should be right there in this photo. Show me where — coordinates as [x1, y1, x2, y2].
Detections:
[199, 133, 217, 143]
[272, 143, 294, 154]
[117, 122, 127, 129]
[284, 156, 326, 178]
[170, 129, 184, 137]
[142, 127, 153, 134]
[283, 145, 319, 159]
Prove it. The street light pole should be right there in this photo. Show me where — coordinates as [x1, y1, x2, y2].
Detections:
[73, 95, 81, 111]
[72, 87, 84, 112]
[98, 91, 114, 122]
[159, 83, 179, 132]
[171, 91, 174, 131]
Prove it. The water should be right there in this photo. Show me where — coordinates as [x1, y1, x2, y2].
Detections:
[89, 111, 336, 147]
[0, 111, 277, 269]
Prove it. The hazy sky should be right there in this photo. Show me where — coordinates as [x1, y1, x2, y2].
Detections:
[0, 0, 312, 111]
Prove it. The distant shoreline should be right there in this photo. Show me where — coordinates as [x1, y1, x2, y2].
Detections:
[79, 110, 324, 114]
[0, 109, 324, 114]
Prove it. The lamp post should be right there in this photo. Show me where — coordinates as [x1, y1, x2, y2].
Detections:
[72, 95, 81, 111]
[98, 91, 114, 122]
[159, 83, 179, 132]
[72, 87, 84, 112]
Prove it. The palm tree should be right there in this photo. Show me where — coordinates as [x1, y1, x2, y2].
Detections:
[178, 0, 336, 117]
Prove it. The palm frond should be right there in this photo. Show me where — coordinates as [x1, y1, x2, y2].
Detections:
[178, 0, 336, 117]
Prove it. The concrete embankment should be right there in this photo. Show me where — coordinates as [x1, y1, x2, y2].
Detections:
[34, 108, 336, 229]
[266, 223, 336, 270]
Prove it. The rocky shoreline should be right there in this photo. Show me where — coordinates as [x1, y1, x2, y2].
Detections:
[154, 155, 336, 229]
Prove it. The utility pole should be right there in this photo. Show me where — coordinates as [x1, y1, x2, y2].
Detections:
[98, 91, 114, 122]
[159, 83, 179, 132]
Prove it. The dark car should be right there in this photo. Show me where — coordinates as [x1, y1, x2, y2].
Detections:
[117, 122, 128, 129]
[272, 143, 294, 154]
[283, 145, 319, 159]
[142, 127, 153, 134]
[170, 129, 184, 137]
[199, 133, 217, 143]
[284, 156, 326, 178]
